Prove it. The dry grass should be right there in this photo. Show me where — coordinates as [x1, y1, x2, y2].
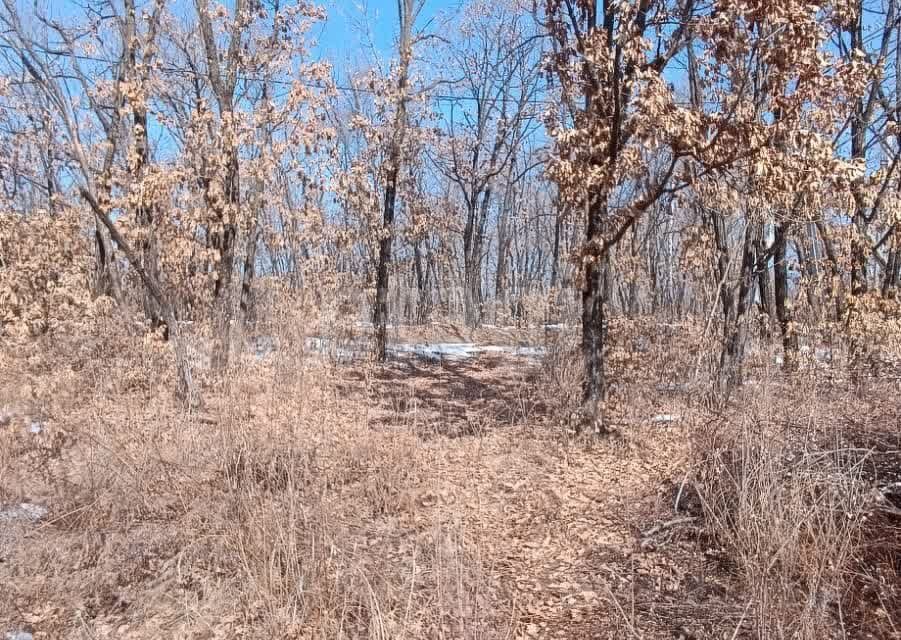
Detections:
[1, 313, 899, 639]
[695, 418, 869, 639]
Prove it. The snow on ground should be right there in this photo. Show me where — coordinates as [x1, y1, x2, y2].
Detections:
[388, 342, 545, 361]
[0, 502, 48, 524]
[250, 335, 546, 363]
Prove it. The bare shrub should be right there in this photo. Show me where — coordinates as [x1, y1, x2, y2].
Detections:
[695, 418, 871, 639]
[534, 328, 583, 429]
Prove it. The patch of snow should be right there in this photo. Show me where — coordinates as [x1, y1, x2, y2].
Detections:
[389, 343, 545, 361]
[543, 323, 568, 332]
[0, 503, 48, 524]
[254, 335, 547, 364]
[252, 336, 279, 358]
[27, 420, 44, 435]
[6, 631, 34, 640]
[651, 414, 681, 424]
[302, 337, 367, 362]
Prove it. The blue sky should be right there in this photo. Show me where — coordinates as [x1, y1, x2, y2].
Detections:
[41, 0, 462, 61]
[316, 0, 462, 72]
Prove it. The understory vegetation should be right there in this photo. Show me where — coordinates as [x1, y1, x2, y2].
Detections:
[2, 0, 901, 638]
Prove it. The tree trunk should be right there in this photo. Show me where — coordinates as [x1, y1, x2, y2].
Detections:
[849, 8, 870, 305]
[413, 240, 430, 324]
[210, 151, 239, 370]
[239, 226, 261, 324]
[882, 237, 900, 299]
[815, 220, 846, 319]
[372, 0, 414, 360]
[462, 187, 491, 328]
[373, 166, 399, 360]
[711, 209, 735, 337]
[753, 223, 774, 339]
[495, 209, 510, 319]
[796, 224, 821, 315]
[463, 255, 482, 327]
[773, 221, 799, 371]
[550, 207, 562, 291]
[125, 0, 164, 336]
[717, 224, 757, 399]
[93, 225, 122, 302]
[581, 196, 609, 433]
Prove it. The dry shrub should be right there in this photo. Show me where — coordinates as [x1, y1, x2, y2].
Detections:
[695, 418, 870, 639]
[534, 328, 583, 428]
[0, 208, 94, 337]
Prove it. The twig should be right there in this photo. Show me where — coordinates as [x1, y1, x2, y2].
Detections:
[640, 516, 697, 539]
[730, 600, 753, 640]
[674, 473, 690, 512]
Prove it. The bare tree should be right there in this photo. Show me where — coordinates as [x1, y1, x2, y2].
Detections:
[373, 0, 423, 361]
[432, 0, 542, 327]
[0, 0, 198, 404]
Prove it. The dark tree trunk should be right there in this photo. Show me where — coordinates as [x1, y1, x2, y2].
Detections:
[372, 0, 413, 360]
[773, 221, 799, 371]
[93, 226, 120, 301]
[849, 8, 870, 305]
[627, 223, 640, 317]
[495, 210, 510, 315]
[462, 187, 491, 328]
[550, 207, 562, 290]
[815, 220, 846, 319]
[753, 223, 774, 339]
[374, 165, 400, 361]
[717, 224, 757, 398]
[581, 196, 609, 433]
[883, 240, 900, 299]
[210, 152, 239, 370]
[796, 225, 821, 315]
[413, 240, 430, 324]
[711, 209, 735, 333]
[239, 226, 261, 324]
[125, 0, 164, 336]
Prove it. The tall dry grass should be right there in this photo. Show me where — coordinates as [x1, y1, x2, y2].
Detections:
[0, 308, 509, 639]
[695, 416, 871, 639]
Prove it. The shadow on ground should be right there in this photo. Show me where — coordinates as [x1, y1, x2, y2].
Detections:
[342, 357, 546, 437]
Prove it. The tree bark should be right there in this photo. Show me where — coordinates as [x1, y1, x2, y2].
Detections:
[773, 221, 799, 371]
[581, 195, 609, 433]
[883, 237, 900, 299]
[717, 224, 757, 398]
[462, 186, 491, 327]
[93, 224, 123, 302]
[796, 224, 821, 315]
[239, 225, 261, 324]
[413, 239, 430, 323]
[753, 223, 774, 339]
[373, 0, 414, 361]
[374, 166, 400, 360]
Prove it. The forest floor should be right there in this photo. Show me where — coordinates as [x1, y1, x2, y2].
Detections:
[1, 323, 900, 639]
